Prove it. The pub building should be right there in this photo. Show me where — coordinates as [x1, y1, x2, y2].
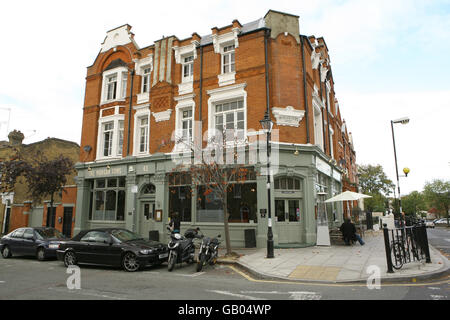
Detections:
[75, 10, 358, 248]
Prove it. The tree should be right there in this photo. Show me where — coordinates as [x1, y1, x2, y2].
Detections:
[357, 164, 395, 213]
[24, 153, 74, 222]
[401, 191, 427, 217]
[423, 179, 450, 225]
[0, 147, 31, 194]
[168, 125, 253, 256]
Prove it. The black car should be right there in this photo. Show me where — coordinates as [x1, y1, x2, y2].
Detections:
[56, 228, 169, 272]
[0, 227, 67, 261]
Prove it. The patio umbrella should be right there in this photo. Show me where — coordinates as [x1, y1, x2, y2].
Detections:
[324, 190, 372, 203]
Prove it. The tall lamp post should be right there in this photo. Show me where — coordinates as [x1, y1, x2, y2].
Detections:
[391, 117, 409, 217]
[260, 111, 274, 259]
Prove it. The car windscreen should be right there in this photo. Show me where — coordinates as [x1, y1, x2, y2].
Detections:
[110, 229, 144, 242]
[35, 228, 65, 239]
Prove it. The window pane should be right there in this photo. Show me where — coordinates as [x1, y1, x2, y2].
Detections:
[275, 200, 285, 222]
[117, 190, 125, 221]
[119, 177, 126, 188]
[288, 200, 300, 222]
[280, 178, 286, 190]
[223, 103, 230, 112]
[294, 179, 301, 190]
[274, 179, 279, 189]
[94, 191, 105, 220]
[105, 190, 116, 220]
[96, 179, 105, 188]
[287, 178, 294, 190]
[107, 178, 117, 188]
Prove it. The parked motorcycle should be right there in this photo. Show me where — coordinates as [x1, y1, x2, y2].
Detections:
[196, 233, 221, 272]
[167, 227, 202, 272]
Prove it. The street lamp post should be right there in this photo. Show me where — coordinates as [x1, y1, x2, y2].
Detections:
[260, 111, 274, 259]
[391, 117, 409, 218]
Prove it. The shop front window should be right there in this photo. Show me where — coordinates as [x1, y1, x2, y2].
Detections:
[91, 177, 126, 221]
[196, 183, 257, 223]
[169, 173, 192, 222]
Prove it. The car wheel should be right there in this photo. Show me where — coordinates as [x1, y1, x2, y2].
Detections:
[36, 247, 46, 261]
[122, 252, 141, 272]
[64, 251, 77, 267]
[2, 245, 12, 259]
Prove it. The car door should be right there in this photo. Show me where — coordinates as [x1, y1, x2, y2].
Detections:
[75, 232, 96, 263]
[21, 229, 37, 256]
[87, 231, 121, 266]
[9, 228, 25, 254]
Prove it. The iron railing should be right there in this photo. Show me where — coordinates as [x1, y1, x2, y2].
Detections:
[383, 222, 431, 273]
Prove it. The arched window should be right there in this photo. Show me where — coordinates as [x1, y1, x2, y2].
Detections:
[142, 183, 156, 195]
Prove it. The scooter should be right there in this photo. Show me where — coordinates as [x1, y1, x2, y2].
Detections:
[196, 233, 221, 272]
[167, 227, 202, 272]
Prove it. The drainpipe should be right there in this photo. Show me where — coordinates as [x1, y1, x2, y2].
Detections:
[319, 65, 327, 154]
[325, 72, 332, 158]
[300, 35, 310, 144]
[126, 69, 135, 156]
[264, 29, 270, 117]
[199, 45, 203, 122]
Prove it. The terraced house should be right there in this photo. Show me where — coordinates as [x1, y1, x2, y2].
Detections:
[75, 10, 358, 248]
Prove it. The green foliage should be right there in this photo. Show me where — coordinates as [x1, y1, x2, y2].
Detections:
[423, 179, 450, 219]
[401, 191, 427, 216]
[357, 164, 395, 212]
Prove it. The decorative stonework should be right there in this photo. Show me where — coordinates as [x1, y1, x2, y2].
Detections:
[212, 28, 240, 54]
[271, 106, 305, 127]
[100, 24, 138, 53]
[152, 109, 172, 122]
[311, 50, 321, 69]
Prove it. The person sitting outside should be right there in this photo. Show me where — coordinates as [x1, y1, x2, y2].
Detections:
[339, 218, 365, 246]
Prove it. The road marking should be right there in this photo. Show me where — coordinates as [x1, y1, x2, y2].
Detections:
[48, 287, 126, 300]
[206, 290, 264, 300]
[0, 281, 5, 284]
[428, 287, 441, 290]
[430, 295, 446, 300]
[174, 272, 205, 278]
[241, 290, 321, 300]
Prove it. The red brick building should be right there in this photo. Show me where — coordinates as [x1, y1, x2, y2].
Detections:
[0, 131, 79, 237]
[75, 10, 358, 247]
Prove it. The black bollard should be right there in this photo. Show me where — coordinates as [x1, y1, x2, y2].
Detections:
[383, 223, 394, 273]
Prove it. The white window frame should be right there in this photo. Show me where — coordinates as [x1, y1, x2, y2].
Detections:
[182, 55, 194, 83]
[133, 106, 151, 156]
[329, 126, 334, 159]
[207, 83, 247, 144]
[221, 44, 235, 74]
[174, 95, 196, 152]
[101, 67, 128, 105]
[141, 66, 151, 93]
[96, 109, 125, 161]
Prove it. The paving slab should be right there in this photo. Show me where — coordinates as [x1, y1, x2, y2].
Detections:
[218, 231, 450, 283]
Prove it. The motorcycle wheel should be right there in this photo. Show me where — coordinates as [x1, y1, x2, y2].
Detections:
[168, 252, 176, 272]
[196, 253, 206, 272]
[209, 253, 217, 265]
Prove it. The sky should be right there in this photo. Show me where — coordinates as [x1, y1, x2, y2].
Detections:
[0, 0, 449, 195]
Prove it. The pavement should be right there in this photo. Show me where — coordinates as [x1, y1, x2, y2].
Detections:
[217, 230, 450, 284]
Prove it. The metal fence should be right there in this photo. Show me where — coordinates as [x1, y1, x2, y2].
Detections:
[382, 222, 431, 273]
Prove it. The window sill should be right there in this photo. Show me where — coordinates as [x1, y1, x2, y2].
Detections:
[137, 93, 149, 104]
[218, 72, 236, 87]
[100, 98, 126, 106]
[178, 81, 193, 95]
